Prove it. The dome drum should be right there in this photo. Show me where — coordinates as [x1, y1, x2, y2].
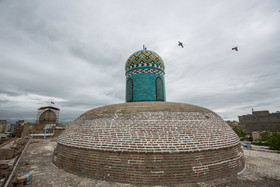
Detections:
[53, 143, 244, 185]
[126, 73, 165, 102]
[125, 63, 165, 76]
[126, 68, 165, 77]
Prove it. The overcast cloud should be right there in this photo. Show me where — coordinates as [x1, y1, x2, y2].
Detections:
[0, 0, 279, 123]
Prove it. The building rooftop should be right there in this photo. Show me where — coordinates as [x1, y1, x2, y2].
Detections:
[7, 138, 280, 187]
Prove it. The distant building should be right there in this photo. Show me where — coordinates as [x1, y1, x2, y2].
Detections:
[225, 120, 239, 130]
[251, 131, 260, 141]
[238, 110, 280, 134]
[0, 120, 11, 143]
[36, 106, 60, 124]
[21, 106, 65, 138]
[14, 120, 28, 137]
[0, 120, 11, 133]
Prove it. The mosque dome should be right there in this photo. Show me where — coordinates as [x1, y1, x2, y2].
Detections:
[125, 50, 165, 75]
[39, 109, 57, 124]
[53, 102, 245, 185]
[37, 106, 60, 124]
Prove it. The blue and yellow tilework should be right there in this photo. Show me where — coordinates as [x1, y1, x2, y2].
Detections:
[125, 49, 166, 102]
[125, 50, 165, 76]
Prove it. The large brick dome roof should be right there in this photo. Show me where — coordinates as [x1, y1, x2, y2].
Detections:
[54, 102, 244, 185]
[57, 102, 240, 153]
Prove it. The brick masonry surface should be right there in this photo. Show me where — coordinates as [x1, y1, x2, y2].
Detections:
[53, 102, 245, 184]
[53, 144, 244, 185]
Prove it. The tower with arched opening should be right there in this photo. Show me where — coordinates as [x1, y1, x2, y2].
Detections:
[125, 49, 165, 102]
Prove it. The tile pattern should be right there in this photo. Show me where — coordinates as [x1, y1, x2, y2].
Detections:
[126, 68, 165, 77]
[125, 50, 166, 102]
[125, 50, 165, 75]
[126, 72, 165, 102]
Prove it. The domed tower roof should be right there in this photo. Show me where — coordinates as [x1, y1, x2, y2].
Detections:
[37, 106, 60, 124]
[125, 50, 165, 76]
[39, 109, 57, 124]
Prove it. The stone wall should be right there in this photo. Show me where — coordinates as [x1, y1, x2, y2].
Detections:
[53, 143, 244, 185]
[238, 111, 280, 133]
[22, 123, 31, 137]
[31, 124, 45, 134]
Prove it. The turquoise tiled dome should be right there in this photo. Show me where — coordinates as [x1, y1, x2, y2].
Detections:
[125, 50, 165, 75]
[125, 49, 166, 102]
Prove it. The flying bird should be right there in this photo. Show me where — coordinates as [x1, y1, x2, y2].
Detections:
[232, 46, 238, 51]
[178, 41, 184, 48]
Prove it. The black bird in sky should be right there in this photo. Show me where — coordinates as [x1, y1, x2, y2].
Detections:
[178, 41, 184, 48]
[232, 46, 238, 51]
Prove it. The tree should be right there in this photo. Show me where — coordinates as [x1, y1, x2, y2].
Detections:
[233, 128, 247, 141]
[259, 129, 280, 150]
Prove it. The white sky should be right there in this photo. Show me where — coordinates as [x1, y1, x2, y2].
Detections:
[0, 0, 280, 123]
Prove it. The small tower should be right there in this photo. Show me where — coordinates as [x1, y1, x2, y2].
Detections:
[36, 106, 60, 124]
[125, 49, 165, 102]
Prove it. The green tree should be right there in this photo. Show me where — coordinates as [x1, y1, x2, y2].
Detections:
[259, 131, 271, 142]
[259, 129, 280, 150]
[233, 128, 247, 141]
